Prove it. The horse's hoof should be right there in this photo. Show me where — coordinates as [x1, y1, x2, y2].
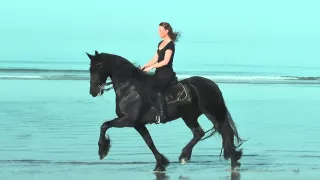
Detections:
[99, 152, 107, 160]
[153, 165, 166, 173]
[179, 152, 190, 164]
[159, 154, 170, 167]
[231, 161, 241, 170]
[98, 137, 111, 160]
[179, 157, 189, 164]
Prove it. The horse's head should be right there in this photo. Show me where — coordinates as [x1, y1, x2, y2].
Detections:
[86, 50, 112, 97]
[86, 50, 150, 97]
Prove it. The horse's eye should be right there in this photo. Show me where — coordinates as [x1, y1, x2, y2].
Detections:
[96, 62, 103, 68]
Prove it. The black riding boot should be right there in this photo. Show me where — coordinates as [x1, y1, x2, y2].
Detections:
[156, 92, 167, 123]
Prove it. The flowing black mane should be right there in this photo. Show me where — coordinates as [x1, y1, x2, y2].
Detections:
[100, 53, 152, 83]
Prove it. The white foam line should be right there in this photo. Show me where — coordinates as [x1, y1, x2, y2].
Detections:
[177, 75, 298, 81]
[0, 75, 44, 79]
[0, 74, 313, 82]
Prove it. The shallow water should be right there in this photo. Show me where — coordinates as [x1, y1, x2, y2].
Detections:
[2, 0, 320, 179]
[1, 79, 320, 180]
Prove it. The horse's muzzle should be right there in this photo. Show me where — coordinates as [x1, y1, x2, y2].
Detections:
[90, 84, 105, 97]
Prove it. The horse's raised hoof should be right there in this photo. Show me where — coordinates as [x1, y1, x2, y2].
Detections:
[179, 157, 189, 164]
[179, 152, 191, 164]
[98, 135, 111, 160]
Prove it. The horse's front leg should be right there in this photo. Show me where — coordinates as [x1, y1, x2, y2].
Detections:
[98, 114, 134, 160]
[134, 124, 170, 172]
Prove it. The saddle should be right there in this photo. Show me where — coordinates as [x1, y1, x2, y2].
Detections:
[162, 76, 192, 105]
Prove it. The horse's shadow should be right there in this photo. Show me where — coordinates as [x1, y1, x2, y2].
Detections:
[153, 171, 241, 180]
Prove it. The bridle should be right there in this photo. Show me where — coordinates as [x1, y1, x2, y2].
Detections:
[89, 61, 115, 93]
[89, 63, 143, 93]
[90, 81, 114, 92]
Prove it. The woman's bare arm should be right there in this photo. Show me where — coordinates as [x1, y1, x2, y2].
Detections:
[152, 50, 172, 68]
[143, 52, 158, 68]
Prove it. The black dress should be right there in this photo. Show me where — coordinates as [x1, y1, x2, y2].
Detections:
[150, 40, 177, 93]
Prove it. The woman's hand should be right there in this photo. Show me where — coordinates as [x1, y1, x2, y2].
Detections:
[143, 66, 153, 72]
[140, 65, 148, 71]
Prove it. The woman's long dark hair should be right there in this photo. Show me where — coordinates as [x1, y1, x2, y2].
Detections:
[159, 22, 181, 42]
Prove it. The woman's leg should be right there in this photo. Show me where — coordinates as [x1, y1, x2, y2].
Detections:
[149, 74, 169, 124]
[155, 91, 167, 123]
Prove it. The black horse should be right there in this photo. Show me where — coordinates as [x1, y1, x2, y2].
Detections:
[87, 50, 245, 172]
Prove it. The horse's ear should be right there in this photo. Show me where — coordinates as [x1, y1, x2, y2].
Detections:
[86, 52, 94, 60]
[95, 50, 99, 56]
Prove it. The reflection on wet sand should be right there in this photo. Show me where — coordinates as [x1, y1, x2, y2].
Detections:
[231, 171, 241, 180]
[153, 171, 241, 180]
[154, 173, 169, 180]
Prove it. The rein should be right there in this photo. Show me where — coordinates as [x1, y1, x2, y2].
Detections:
[103, 65, 144, 92]
[104, 84, 113, 92]
[100, 65, 144, 93]
[90, 81, 114, 92]
[101, 82, 113, 92]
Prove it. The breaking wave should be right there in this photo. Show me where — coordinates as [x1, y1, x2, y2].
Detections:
[0, 68, 319, 84]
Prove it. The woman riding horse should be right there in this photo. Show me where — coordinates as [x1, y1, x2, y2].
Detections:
[141, 22, 181, 124]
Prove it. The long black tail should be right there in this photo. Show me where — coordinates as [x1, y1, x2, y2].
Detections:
[188, 76, 245, 161]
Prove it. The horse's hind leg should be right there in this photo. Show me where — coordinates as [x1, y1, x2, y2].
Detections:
[179, 115, 204, 164]
[134, 124, 170, 172]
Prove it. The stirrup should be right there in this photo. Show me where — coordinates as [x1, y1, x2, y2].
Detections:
[156, 114, 166, 124]
[156, 115, 161, 124]
[155, 114, 166, 124]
